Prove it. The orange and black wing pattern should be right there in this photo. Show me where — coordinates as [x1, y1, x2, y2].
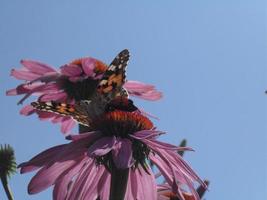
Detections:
[97, 49, 130, 100]
[31, 101, 90, 127]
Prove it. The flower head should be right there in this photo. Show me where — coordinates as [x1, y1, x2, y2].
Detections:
[7, 52, 162, 134]
[0, 144, 16, 178]
[19, 110, 206, 200]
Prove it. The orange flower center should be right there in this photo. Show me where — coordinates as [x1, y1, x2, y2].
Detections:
[92, 111, 153, 137]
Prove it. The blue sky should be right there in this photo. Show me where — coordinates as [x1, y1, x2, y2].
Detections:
[0, 1, 266, 199]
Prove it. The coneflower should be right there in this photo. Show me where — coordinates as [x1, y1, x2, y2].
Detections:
[19, 110, 206, 200]
[6, 54, 162, 134]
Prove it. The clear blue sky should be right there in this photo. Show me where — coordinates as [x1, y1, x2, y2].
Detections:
[0, 1, 266, 199]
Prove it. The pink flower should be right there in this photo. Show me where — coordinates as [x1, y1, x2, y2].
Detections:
[157, 180, 209, 200]
[7, 57, 162, 134]
[19, 111, 206, 200]
[157, 184, 197, 200]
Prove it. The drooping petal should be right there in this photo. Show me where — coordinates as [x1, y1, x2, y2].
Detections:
[97, 169, 111, 200]
[149, 146, 206, 200]
[10, 68, 40, 81]
[135, 166, 157, 200]
[112, 138, 133, 169]
[19, 144, 67, 173]
[29, 72, 60, 83]
[20, 105, 35, 116]
[125, 169, 135, 199]
[83, 166, 106, 200]
[124, 80, 162, 101]
[139, 108, 159, 120]
[28, 151, 85, 194]
[137, 135, 194, 151]
[149, 153, 180, 189]
[6, 88, 18, 96]
[7, 85, 30, 96]
[161, 149, 204, 187]
[21, 60, 56, 74]
[6, 82, 44, 96]
[66, 159, 96, 200]
[17, 84, 57, 104]
[53, 156, 88, 200]
[131, 130, 165, 139]
[60, 117, 76, 134]
[88, 136, 116, 157]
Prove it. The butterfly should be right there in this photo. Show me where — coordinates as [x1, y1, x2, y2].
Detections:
[97, 49, 130, 100]
[31, 49, 137, 127]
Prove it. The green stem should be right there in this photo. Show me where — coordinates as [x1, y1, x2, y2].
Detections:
[1, 175, 14, 200]
[109, 167, 129, 200]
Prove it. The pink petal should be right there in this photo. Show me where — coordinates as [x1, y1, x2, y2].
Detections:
[6, 88, 17, 96]
[19, 144, 67, 173]
[17, 84, 54, 104]
[131, 130, 165, 139]
[33, 82, 61, 94]
[6, 83, 40, 96]
[112, 138, 133, 169]
[10, 68, 40, 81]
[139, 108, 159, 120]
[68, 161, 99, 200]
[164, 150, 205, 188]
[135, 166, 157, 200]
[20, 105, 35, 116]
[132, 90, 163, 101]
[150, 146, 206, 198]
[39, 91, 68, 102]
[88, 137, 116, 157]
[124, 80, 162, 101]
[66, 161, 94, 200]
[141, 137, 194, 151]
[83, 166, 106, 199]
[66, 131, 100, 141]
[81, 57, 96, 76]
[28, 152, 85, 194]
[21, 60, 56, 74]
[51, 115, 65, 123]
[124, 80, 155, 91]
[125, 167, 157, 200]
[37, 111, 57, 120]
[60, 117, 76, 134]
[29, 72, 60, 83]
[60, 64, 82, 77]
[53, 157, 88, 200]
[8, 83, 46, 100]
[125, 169, 137, 199]
[149, 154, 174, 186]
[97, 169, 111, 200]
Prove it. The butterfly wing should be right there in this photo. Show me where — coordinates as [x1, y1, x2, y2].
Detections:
[31, 101, 91, 127]
[97, 49, 130, 101]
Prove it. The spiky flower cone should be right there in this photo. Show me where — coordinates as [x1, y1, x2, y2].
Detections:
[0, 144, 16, 200]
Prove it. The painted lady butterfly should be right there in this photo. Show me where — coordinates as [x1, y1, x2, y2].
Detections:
[31, 49, 137, 127]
